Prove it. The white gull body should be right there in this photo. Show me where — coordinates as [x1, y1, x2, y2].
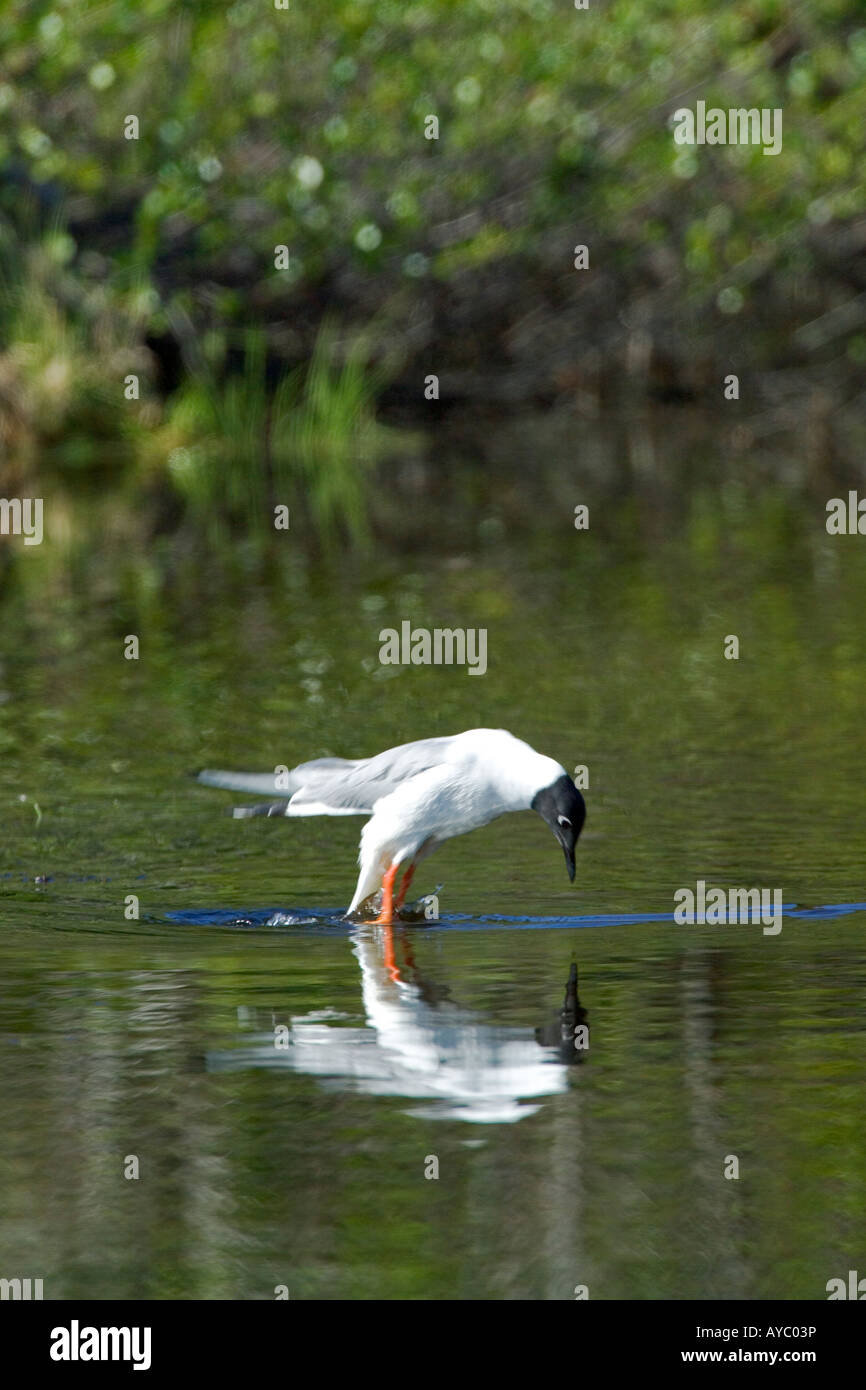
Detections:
[198, 728, 576, 915]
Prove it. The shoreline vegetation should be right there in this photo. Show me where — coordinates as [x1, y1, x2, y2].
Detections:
[1, 2, 865, 569]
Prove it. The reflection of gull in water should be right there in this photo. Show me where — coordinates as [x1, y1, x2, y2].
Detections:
[209, 928, 584, 1124]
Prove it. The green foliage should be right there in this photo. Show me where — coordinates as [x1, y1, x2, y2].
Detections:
[2, 0, 862, 303]
[0, 220, 140, 464]
[1, 1, 864, 546]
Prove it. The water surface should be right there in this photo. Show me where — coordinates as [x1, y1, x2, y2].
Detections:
[2, 485, 865, 1298]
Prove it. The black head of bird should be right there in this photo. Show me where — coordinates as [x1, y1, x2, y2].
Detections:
[531, 774, 586, 882]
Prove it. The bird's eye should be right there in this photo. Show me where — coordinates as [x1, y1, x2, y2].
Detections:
[558, 815, 571, 829]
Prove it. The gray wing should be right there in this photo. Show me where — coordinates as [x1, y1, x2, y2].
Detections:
[197, 735, 455, 817]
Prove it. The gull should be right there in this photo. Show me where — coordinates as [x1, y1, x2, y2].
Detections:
[197, 728, 586, 922]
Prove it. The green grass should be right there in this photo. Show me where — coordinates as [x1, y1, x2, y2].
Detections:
[0, 232, 408, 552]
[160, 320, 404, 547]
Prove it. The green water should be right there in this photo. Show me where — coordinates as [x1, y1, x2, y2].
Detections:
[1, 481, 865, 1299]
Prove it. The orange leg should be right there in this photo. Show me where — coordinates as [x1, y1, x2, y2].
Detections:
[394, 862, 416, 911]
[372, 861, 400, 925]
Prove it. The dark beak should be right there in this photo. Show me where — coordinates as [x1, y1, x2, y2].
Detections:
[557, 826, 576, 882]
